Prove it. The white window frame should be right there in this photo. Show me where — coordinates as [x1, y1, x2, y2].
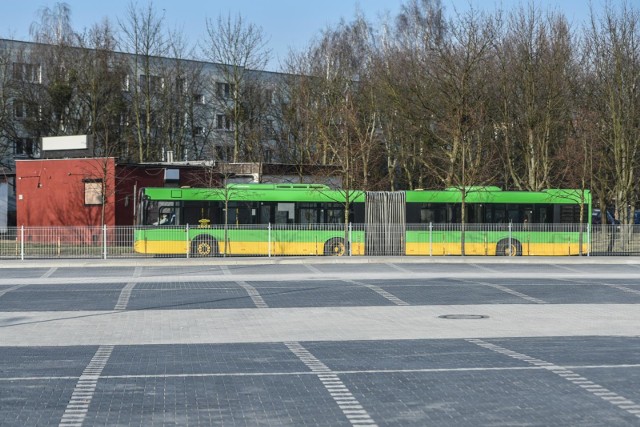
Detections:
[84, 179, 104, 205]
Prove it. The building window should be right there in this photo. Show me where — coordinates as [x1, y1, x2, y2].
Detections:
[263, 88, 273, 103]
[139, 74, 164, 93]
[83, 179, 104, 205]
[216, 114, 232, 130]
[192, 126, 205, 137]
[215, 145, 232, 161]
[13, 101, 26, 119]
[122, 74, 130, 92]
[263, 148, 272, 163]
[12, 62, 41, 83]
[176, 77, 187, 94]
[216, 82, 235, 98]
[14, 138, 39, 157]
[263, 119, 275, 136]
[14, 101, 40, 120]
[193, 93, 205, 104]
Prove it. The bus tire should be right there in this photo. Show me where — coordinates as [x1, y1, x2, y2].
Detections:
[496, 239, 522, 256]
[191, 235, 218, 257]
[324, 237, 349, 256]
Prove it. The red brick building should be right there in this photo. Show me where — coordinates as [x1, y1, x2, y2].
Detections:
[15, 158, 213, 227]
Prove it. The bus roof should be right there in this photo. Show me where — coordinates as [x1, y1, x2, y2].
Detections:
[405, 187, 591, 204]
[141, 185, 366, 203]
[141, 185, 590, 205]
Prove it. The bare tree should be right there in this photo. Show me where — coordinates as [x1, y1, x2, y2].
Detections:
[202, 13, 270, 162]
[0, 41, 19, 168]
[155, 28, 201, 162]
[118, 1, 168, 162]
[584, 2, 640, 224]
[18, 2, 80, 140]
[76, 19, 128, 159]
[29, 2, 75, 46]
[495, 5, 575, 191]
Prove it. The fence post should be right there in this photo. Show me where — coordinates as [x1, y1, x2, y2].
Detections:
[429, 222, 433, 256]
[268, 223, 272, 257]
[103, 225, 107, 259]
[348, 223, 352, 256]
[186, 224, 190, 258]
[20, 225, 24, 261]
[508, 222, 513, 255]
[587, 224, 590, 256]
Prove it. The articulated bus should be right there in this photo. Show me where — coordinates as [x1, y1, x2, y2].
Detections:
[133, 184, 591, 256]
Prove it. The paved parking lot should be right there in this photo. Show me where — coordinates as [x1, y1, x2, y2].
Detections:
[1, 258, 640, 426]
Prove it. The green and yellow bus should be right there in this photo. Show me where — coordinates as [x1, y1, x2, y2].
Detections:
[133, 184, 591, 256]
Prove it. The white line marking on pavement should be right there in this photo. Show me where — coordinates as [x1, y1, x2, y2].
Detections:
[41, 267, 58, 278]
[236, 281, 268, 308]
[344, 280, 409, 306]
[2, 269, 640, 286]
[285, 342, 377, 426]
[305, 264, 322, 274]
[553, 264, 583, 274]
[467, 339, 640, 419]
[0, 284, 29, 299]
[384, 263, 412, 274]
[59, 345, 114, 427]
[604, 283, 640, 297]
[114, 283, 135, 310]
[5, 362, 640, 382]
[470, 264, 499, 273]
[465, 280, 547, 304]
[113, 267, 142, 310]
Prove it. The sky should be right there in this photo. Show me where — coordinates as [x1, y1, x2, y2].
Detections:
[1, 0, 604, 71]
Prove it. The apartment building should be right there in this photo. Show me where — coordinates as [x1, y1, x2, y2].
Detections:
[0, 38, 285, 172]
[0, 38, 293, 226]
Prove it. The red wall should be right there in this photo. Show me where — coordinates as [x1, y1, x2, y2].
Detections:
[114, 165, 165, 226]
[16, 158, 117, 227]
[16, 159, 221, 227]
[114, 166, 220, 225]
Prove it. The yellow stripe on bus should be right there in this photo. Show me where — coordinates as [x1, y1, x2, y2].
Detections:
[405, 242, 589, 256]
[134, 240, 366, 256]
[135, 240, 588, 256]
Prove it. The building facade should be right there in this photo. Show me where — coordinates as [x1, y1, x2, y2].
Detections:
[0, 38, 287, 173]
[0, 38, 297, 227]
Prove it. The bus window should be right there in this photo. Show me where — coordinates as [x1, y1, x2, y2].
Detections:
[276, 203, 295, 224]
[146, 201, 178, 226]
[522, 206, 533, 223]
[507, 205, 520, 223]
[535, 205, 552, 223]
[420, 207, 436, 223]
[449, 204, 461, 223]
[559, 205, 581, 223]
[326, 208, 343, 224]
[420, 203, 447, 223]
[299, 203, 319, 224]
[184, 201, 216, 226]
[466, 204, 483, 223]
[259, 203, 272, 224]
[144, 200, 159, 225]
[228, 201, 255, 225]
[492, 204, 507, 223]
[155, 205, 178, 225]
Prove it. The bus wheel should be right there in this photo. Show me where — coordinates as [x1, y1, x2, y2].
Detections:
[496, 239, 522, 256]
[324, 238, 348, 256]
[191, 236, 218, 257]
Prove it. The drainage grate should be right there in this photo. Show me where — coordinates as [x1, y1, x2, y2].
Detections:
[438, 314, 489, 319]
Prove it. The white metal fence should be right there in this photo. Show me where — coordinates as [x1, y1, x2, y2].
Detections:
[0, 224, 635, 259]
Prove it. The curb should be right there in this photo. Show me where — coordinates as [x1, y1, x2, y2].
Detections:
[1, 255, 639, 268]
